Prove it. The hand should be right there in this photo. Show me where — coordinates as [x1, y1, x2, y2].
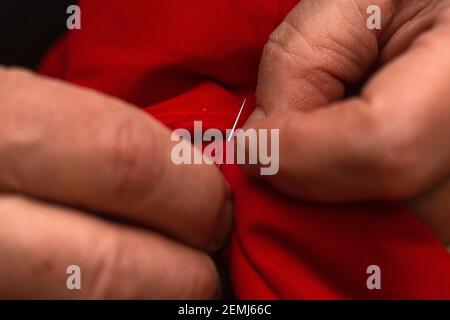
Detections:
[246, 0, 450, 243]
[0, 67, 232, 298]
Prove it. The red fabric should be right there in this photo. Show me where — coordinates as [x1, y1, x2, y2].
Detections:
[39, 0, 450, 299]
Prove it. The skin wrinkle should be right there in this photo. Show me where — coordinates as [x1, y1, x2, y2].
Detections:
[266, 8, 372, 109]
[295, 62, 357, 109]
[0, 60, 232, 298]
[322, 31, 372, 76]
[314, 44, 367, 82]
[249, 0, 450, 243]
[0, 194, 221, 299]
[335, 0, 377, 53]
[291, 68, 344, 107]
[380, 0, 437, 50]
[269, 21, 315, 66]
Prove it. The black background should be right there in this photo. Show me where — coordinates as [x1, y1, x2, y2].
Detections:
[0, 0, 74, 69]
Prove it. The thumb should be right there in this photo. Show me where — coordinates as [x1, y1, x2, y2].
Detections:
[244, 0, 450, 202]
[255, 0, 397, 114]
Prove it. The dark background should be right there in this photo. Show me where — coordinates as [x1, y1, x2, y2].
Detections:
[0, 1, 74, 69]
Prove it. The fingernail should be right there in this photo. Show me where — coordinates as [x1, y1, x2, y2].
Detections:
[209, 199, 234, 252]
[247, 107, 266, 122]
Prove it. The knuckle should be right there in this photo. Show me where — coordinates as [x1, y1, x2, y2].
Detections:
[264, 19, 308, 67]
[89, 233, 218, 299]
[104, 117, 163, 200]
[89, 233, 140, 299]
[261, 39, 295, 75]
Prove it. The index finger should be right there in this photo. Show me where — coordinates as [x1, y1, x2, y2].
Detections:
[0, 67, 232, 251]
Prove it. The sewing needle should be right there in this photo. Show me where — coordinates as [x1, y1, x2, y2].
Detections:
[218, 98, 246, 170]
[227, 98, 247, 142]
